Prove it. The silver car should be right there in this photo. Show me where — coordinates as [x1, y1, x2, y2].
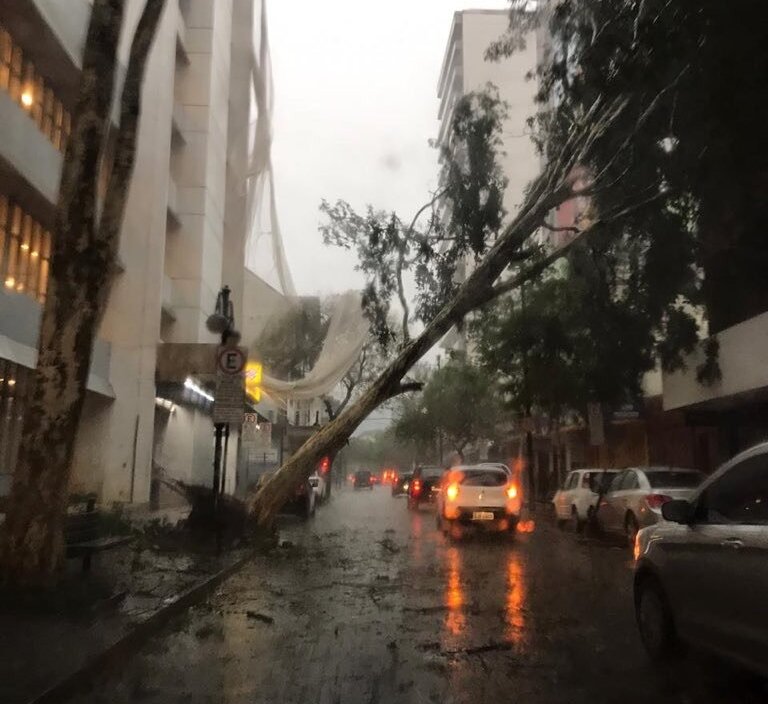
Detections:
[595, 466, 704, 546]
[634, 442, 768, 676]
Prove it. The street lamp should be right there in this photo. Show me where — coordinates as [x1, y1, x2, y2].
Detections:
[206, 285, 241, 346]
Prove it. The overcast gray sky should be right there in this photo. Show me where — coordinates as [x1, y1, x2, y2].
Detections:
[269, 0, 511, 297]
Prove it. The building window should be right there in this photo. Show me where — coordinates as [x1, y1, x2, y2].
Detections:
[0, 24, 71, 153]
[0, 360, 31, 492]
[0, 195, 52, 302]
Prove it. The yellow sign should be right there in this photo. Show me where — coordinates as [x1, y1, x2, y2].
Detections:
[245, 361, 263, 402]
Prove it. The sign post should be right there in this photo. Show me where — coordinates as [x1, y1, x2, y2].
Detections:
[211, 345, 246, 501]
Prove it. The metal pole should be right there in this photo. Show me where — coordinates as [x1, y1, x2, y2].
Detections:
[221, 423, 230, 495]
[213, 423, 224, 505]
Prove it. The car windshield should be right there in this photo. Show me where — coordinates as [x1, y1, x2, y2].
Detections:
[458, 469, 508, 487]
[646, 470, 703, 489]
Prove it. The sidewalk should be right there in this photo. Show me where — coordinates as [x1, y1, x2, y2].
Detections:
[0, 521, 254, 704]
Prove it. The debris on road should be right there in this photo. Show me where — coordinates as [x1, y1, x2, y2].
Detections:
[246, 611, 274, 624]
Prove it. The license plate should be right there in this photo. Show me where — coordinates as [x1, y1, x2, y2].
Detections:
[472, 511, 495, 521]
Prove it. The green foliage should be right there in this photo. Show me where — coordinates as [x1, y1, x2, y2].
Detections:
[320, 88, 509, 343]
[393, 359, 503, 453]
[252, 300, 327, 380]
[473, 269, 661, 420]
[490, 0, 768, 383]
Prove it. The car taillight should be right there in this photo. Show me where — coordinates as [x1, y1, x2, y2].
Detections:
[506, 483, 518, 500]
[646, 493, 672, 510]
[412, 480, 422, 496]
[446, 483, 459, 501]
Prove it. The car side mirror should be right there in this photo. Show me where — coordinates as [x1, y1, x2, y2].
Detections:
[662, 499, 694, 524]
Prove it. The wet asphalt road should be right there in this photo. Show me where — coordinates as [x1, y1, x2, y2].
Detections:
[73, 486, 766, 704]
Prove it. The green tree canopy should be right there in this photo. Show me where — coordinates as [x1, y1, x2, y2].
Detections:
[393, 359, 503, 456]
[488, 0, 768, 384]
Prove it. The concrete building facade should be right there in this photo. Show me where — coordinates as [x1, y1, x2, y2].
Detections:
[0, 0, 274, 508]
[436, 9, 542, 353]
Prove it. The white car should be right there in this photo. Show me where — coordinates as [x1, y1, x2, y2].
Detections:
[308, 472, 327, 504]
[552, 468, 619, 530]
[436, 465, 521, 538]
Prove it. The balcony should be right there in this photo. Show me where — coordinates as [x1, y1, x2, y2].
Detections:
[0, 90, 62, 205]
[30, 0, 90, 70]
[0, 286, 113, 397]
[663, 311, 768, 411]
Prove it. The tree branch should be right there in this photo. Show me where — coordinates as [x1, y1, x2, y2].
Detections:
[541, 222, 580, 234]
[481, 188, 668, 306]
[322, 396, 337, 422]
[383, 381, 423, 403]
[396, 188, 449, 342]
[97, 0, 166, 305]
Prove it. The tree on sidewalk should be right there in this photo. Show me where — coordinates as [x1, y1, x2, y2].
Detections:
[0, 0, 167, 587]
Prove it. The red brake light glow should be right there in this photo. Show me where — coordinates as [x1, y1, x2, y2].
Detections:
[412, 479, 422, 496]
[646, 493, 672, 510]
[446, 483, 459, 501]
[506, 483, 518, 500]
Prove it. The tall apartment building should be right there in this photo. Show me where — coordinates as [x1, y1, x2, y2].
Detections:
[0, 0, 277, 507]
[436, 9, 542, 352]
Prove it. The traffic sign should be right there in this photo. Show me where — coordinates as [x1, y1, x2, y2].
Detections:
[217, 346, 246, 375]
[213, 345, 246, 425]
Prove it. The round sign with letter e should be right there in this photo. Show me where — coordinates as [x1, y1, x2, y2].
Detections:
[217, 346, 246, 375]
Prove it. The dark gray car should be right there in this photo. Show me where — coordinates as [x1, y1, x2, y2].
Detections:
[633, 442, 768, 676]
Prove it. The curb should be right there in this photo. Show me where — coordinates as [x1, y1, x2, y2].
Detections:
[28, 549, 255, 704]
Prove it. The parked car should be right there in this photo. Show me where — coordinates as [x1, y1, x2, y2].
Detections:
[392, 472, 412, 497]
[478, 462, 513, 477]
[353, 470, 373, 490]
[435, 465, 521, 537]
[596, 466, 705, 546]
[280, 478, 316, 520]
[552, 468, 620, 530]
[407, 465, 444, 509]
[633, 442, 768, 676]
[309, 471, 327, 504]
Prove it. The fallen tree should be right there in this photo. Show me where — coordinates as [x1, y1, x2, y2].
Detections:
[248, 79, 677, 524]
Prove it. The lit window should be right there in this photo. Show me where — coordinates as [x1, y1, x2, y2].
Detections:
[0, 195, 52, 303]
[0, 22, 71, 153]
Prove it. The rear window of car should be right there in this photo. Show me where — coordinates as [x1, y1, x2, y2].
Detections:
[646, 470, 703, 489]
[356, 471, 370, 479]
[459, 469, 508, 487]
[419, 467, 444, 479]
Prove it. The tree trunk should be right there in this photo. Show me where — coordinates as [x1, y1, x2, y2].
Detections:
[249, 179, 573, 525]
[0, 0, 166, 587]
